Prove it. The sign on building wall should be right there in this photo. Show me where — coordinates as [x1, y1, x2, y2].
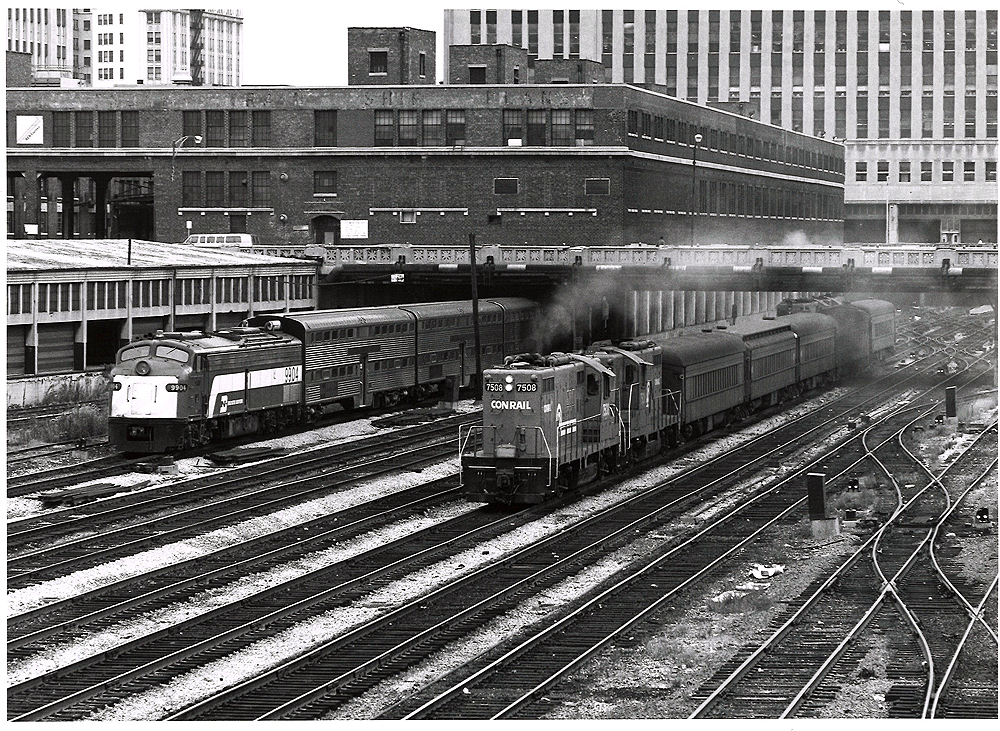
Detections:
[16, 116, 44, 144]
[340, 220, 369, 239]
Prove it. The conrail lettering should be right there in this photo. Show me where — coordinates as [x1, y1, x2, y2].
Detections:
[491, 400, 532, 410]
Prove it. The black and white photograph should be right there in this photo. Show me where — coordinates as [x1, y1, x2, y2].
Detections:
[5, 1, 998, 722]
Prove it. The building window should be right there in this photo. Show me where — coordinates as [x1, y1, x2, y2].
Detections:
[445, 110, 466, 145]
[468, 65, 486, 84]
[419, 52, 426, 77]
[74, 111, 93, 147]
[503, 109, 523, 144]
[986, 162, 997, 182]
[920, 161, 932, 182]
[877, 160, 889, 182]
[526, 109, 546, 145]
[206, 110, 226, 147]
[470, 10, 481, 44]
[251, 111, 271, 147]
[121, 111, 139, 147]
[396, 109, 419, 145]
[942, 161, 954, 181]
[183, 110, 202, 139]
[964, 161, 976, 181]
[374, 109, 394, 146]
[229, 171, 247, 207]
[494, 178, 518, 194]
[585, 178, 611, 195]
[314, 171, 337, 195]
[552, 109, 573, 146]
[899, 161, 911, 182]
[315, 110, 337, 146]
[400, 209, 416, 224]
[855, 161, 867, 182]
[422, 110, 443, 145]
[251, 171, 271, 207]
[369, 50, 387, 75]
[53, 112, 71, 147]
[182, 171, 201, 207]
[205, 171, 225, 207]
[97, 111, 116, 147]
[230, 111, 248, 147]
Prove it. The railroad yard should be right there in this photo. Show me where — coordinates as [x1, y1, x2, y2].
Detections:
[6, 307, 998, 720]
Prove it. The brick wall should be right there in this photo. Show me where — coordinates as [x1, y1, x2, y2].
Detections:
[348, 27, 436, 86]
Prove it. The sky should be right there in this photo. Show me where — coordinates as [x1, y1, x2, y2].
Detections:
[240, 1, 450, 86]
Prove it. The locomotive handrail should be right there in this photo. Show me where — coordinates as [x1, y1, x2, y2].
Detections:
[460, 424, 556, 489]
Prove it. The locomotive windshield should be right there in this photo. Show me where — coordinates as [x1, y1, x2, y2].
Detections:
[155, 346, 190, 363]
[119, 345, 151, 361]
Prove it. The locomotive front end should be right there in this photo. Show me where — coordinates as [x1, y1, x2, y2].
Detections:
[109, 339, 196, 452]
[461, 365, 556, 504]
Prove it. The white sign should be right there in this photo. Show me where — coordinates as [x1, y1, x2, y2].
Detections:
[340, 219, 369, 239]
[16, 116, 43, 145]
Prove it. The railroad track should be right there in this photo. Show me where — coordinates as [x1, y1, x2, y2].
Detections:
[6, 438, 111, 466]
[6, 452, 145, 497]
[9, 360, 926, 721]
[685, 386, 996, 719]
[160, 360, 974, 719]
[8, 413, 480, 588]
[8, 317, 991, 720]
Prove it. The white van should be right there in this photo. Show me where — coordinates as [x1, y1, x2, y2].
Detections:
[183, 233, 259, 247]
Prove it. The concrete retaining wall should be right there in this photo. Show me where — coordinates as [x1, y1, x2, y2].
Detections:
[7, 371, 110, 409]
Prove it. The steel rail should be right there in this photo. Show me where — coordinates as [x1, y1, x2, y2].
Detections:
[930, 578, 1000, 719]
[778, 418, 997, 718]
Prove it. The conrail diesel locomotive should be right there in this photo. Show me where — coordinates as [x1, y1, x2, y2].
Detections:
[109, 298, 537, 453]
[460, 298, 895, 505]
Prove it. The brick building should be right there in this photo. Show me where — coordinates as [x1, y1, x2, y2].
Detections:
[347, 27, 436, 86]
[7, 83, 844, 248]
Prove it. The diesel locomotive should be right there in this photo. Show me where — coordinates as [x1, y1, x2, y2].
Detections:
[109, 298, 537, 453]
[461, 299, 896, 505]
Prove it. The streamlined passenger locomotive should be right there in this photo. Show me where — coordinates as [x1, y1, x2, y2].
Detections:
[109, 298, 537, 452]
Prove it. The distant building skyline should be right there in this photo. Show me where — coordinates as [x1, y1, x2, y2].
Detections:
[6, 7, 243, 87]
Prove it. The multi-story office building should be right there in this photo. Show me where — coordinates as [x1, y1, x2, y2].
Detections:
[6, 7, 73, 85]
[6, 8, 242, 87]
[444, 9, 998, 243]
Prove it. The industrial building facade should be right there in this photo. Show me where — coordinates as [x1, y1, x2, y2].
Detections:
[6, 84, 844, 248]
[443, 9, 999, 243]
[6, 239, 317, 376]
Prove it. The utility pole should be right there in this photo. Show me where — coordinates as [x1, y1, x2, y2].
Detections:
[469, 233, 482, 398]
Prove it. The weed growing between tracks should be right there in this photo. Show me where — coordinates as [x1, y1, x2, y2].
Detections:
[7, 404, 107, 448]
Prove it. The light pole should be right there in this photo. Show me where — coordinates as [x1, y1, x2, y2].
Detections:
[170, 135, 203, 181]
[690, 132, 703, 246]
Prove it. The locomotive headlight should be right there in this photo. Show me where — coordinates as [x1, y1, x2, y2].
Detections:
[505, 374, 514, 392]
[135, 360, 151, 375]
[165, 383, 188, 392]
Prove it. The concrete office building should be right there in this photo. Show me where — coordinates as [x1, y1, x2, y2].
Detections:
[444, 9, 998, 243]
[6, 7, 242, 87]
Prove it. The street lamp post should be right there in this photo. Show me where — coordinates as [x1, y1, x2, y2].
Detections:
[170, 135, 203, 181]
[690, 132, 703, 246]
